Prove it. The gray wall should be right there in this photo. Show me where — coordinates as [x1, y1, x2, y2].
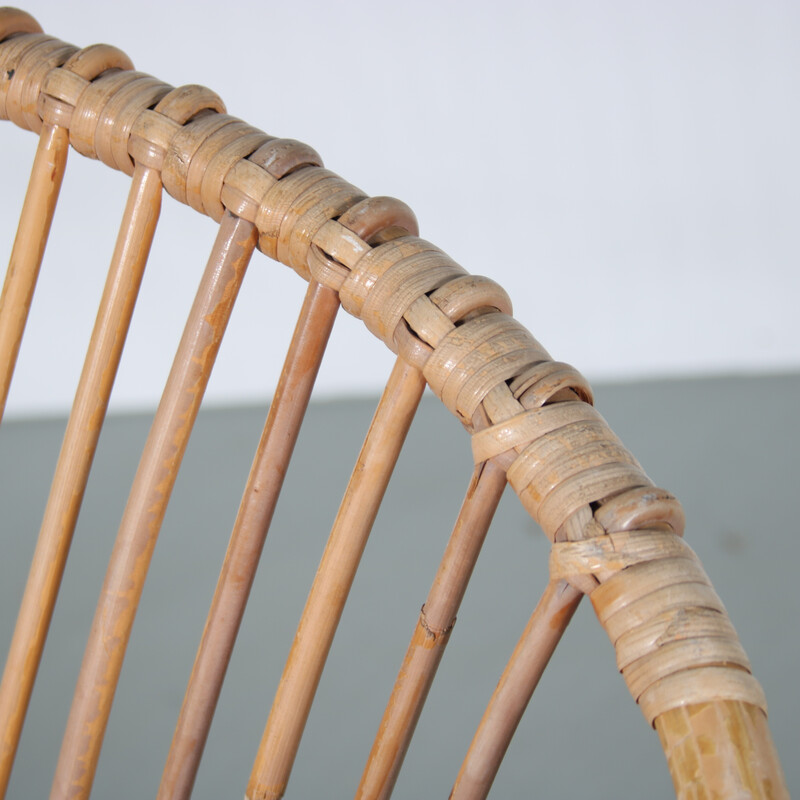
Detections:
[1, 375, 797, 797]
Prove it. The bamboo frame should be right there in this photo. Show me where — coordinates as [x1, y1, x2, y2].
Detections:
[0, 9, 789, 800]
[357, 459, 507, 800]
[246, 358, 426, 800]
[0, 11, 68, 422]
[0, 155, 160, 800]
[0, 121, 67, 421]
[450, 580, 582, 799]
[51, 211, 256, 800]
[157, 280, 339, 800]
[0, 42, 166, 794]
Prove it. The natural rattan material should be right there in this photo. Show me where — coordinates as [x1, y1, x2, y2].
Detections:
[0, 9, 789, 800]
[550, 531, 766, 725]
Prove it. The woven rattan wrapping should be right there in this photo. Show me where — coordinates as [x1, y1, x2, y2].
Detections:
[550, 531, 766, 724]
[0, 10, 785, 799]
[0, 5, 766, 736]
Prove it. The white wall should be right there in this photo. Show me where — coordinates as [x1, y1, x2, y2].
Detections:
[2, 0, 798, 416]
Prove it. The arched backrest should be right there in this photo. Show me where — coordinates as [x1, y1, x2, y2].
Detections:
[0, 8, 789, 799]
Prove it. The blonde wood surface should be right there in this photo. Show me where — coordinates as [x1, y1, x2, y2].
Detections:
[0, 6, 39, 40]
[356, 459, 507, 800]
[0, 8, 790, 799]
[246, 358, 426, 800]
[157, 281, 340, 800]
[50, 212, 257, 800]
[0, 121, 67, 422]
[657, 702, 787, 800]
[0, 160, 161, 800]
[0, 74, 227, 799]
[450, 580, 582, 800]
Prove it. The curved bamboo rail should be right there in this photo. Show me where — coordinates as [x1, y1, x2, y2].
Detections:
[0, 8, 788, 800]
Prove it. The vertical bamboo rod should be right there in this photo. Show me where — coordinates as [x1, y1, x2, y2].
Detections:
[356, 459, 507, 800]
[157, 281, 339, 800]
[246, 358, 426, 800]
[0, 162, 162, 800]
[450, 579, 582, 800]
[0, 122, 69, 421]
[50, 211, 257, 800]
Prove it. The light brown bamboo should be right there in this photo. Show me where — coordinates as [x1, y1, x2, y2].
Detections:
[50, 211, 257, 800]
[656, 701, 788, 799]
[157, 281, 339, 800]
[245, 358, 426, 800]
[450, 579, 582, 800]
[0, 121, 68, 421]
[356, 459, 507, 800]
[0, 7, 42, 42]
[0, 162, 161, 800]
[0, 18, 790, 799]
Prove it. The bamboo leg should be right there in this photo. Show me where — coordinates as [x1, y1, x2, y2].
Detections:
[450, 579, 582, 800]
[0, 122, 69, 422]
[49, 211, 257, 800]
[245, 358, 426, 800]
[356, 459, 507, 800]
[157, 281, 339, 800]
[0, 162, 162, 800]
[656, 701, 788, 799]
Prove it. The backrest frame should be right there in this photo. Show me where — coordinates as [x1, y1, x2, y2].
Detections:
[0, 9, 788, 799]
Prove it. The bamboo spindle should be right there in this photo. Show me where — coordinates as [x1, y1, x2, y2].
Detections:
[356, 459, 507, 800]
[0, 161, 161, 800]
[0, 10, 53, 419]
[157, 281, 339, 800]
[0, 67, 222, 796]
[246, 358, 426, 800]
[1, 35, 169, 797]
[0, 8, 89, 421]
[157, 191, 416, 800]
[0, 120, 68, 421]
[450, 579, 582, 800]
[157, 194, 417, 800]
[50, 211, 257, 800]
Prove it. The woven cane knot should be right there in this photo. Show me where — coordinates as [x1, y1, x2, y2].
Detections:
[251, 166, 364, 279]
[549, 529, 766, 725]
[0, 6, 42, 112]
[94, 74, 173, 174]
[194, 121, 273, 221]
[250, 138, 323, 182]
[472, 395, 684, 541]
[308, 196, 418, 290]
[161, 111, 236, 204]
[38, 44, 134, 131]
[421, 313, 544, 424]
[128, 85, 225, 173]
[0, 8, 45, 130]
[0, 7, 41, 41]
[361, 248, 467, 350]
[167, 116, 271, 219]
[0, 32, 77, 133]
[65, 70, 171, 170]
[221, 138, 322, 226]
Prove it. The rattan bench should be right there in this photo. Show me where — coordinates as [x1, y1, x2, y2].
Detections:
[0, 8, 789, 799]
